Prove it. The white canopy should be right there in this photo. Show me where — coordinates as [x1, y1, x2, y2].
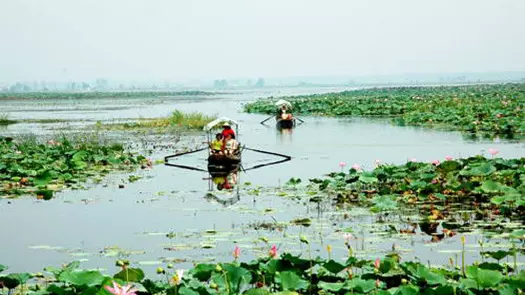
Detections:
[203, 117, 239, 131]
[275, 99, 292, 109]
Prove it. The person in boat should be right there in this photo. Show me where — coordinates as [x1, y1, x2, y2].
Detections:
[221, 122, 235, 139]
[277, 105, 293, 120]
[209, 133, 224, 154]
[223, 133, 239, 156]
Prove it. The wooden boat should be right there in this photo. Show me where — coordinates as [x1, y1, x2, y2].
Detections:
[207, 152, 241, 177]
[275, 99, 295, 129]
[165, 116, 292, 194]
[276, 116, 295, 129]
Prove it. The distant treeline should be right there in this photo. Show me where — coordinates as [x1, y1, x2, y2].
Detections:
[0, 91, 217, 100]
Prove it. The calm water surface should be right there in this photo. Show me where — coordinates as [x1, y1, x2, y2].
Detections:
[0, 87, 523, 274]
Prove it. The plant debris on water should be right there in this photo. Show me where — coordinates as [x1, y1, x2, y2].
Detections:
[244, 83, 525, 139]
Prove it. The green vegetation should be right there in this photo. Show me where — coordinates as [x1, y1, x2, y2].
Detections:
[244, 83, 525, 138]
[0, 113, 16, 125]
[305, 156, 524, 217]
[0, 135, 148, 198]
[100, 110, 216, 131]
[0, 91, 215, 100]
[2, 247, 524, 295]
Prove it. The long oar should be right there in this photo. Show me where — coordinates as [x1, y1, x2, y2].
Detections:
[242, 147, 292, 171]
[260, 115, 274, 125]
[295, 117, 305, 123]
[164, 146, 209, 172]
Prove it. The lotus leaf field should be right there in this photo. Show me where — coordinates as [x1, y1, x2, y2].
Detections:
[306, 156, 525, 217]
[244, 83, 525, 139]
[1, 247, 524, 295]
[0, 135, 148, 199]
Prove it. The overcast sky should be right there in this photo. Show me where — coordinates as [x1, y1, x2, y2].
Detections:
[1, 0, 524, 82]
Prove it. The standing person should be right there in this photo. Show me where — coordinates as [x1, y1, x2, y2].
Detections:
[221, 122, 235, 139]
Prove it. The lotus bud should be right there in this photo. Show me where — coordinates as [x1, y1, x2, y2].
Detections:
[156, 267, 165, 274]
[326, 244, 332, 253]
[300, 235, 309, 244]
[461, 236, 466, 245]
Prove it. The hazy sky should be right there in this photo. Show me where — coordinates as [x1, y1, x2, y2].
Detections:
[1, 0, 524, 82]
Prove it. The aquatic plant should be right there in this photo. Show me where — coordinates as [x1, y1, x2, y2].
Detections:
[308, 156, 525, 216]
[0, 113, 16, 125]
[0, 134, 147, 198]
[244, 83, 525, 138]
[1, 251, 524, 295]
[100, 110, 216, 131]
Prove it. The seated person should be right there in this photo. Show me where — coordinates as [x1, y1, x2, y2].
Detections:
[280, 109, 293, 120]
[209, 133, 224, 154]
[223, 133, 239, 156]
[221, 122, 235, 139]
[277, 105, 293, 120]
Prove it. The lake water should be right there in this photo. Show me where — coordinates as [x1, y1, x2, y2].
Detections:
[0, 87, 523, 274]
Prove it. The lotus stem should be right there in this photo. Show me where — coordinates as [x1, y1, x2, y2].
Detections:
[512, 242, 517, 274]
[461, 236, 466, 277]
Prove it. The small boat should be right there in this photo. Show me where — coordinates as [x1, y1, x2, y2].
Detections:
[204, 117, 241, 177]
[165, 117, 292, 194]
[207, 153, 241, 177]
[276, 116, 295, 129]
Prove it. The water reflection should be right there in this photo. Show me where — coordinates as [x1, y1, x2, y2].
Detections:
[276, 127, 293, 144]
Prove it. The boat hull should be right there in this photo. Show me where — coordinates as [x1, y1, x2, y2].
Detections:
[207, 154, 241, 177]
[276, 118, 295, 129]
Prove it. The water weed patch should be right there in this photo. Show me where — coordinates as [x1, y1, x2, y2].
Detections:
[244, 83, 525, 139]
[0, 135, 148, 199]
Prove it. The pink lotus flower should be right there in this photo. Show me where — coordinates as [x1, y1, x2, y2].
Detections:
[351, 164, 362, 171]
[343, 233, 353, 241]
[431, 179, 438, 184]
[105, 281, 138, 295]
[269, 245, 278, 259]
[339, 162, 347, 170]
[374, 258, 381, 269]
[374, 159, 382, 167]
[408, 158, 417, 163]
[445, 155, 453, 161]
[376, 279, 381, 288]
[233, 245, 241, 259]
[431, 160, 440, 165]
[488, 148, 499, 157]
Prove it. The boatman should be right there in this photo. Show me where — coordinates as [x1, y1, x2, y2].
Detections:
[221, 122, 236, 139]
